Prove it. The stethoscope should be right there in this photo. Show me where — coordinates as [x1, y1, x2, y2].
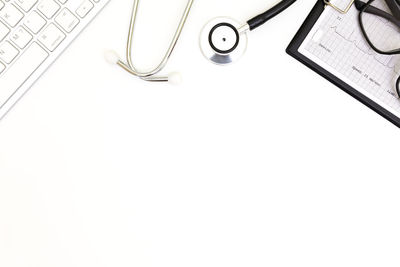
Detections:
[105, 0, 297, 84]
[200, 0, 297, 65]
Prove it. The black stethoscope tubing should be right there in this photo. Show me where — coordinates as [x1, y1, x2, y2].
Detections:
[201, 0, 297, 65]
[247, 0, 297, 31]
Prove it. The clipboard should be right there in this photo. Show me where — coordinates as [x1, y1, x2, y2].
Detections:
[286, 0, 400, 127]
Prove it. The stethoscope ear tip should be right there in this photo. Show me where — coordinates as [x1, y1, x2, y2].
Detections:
[104, 50, 121, 65]
[168, 72, 182, 85]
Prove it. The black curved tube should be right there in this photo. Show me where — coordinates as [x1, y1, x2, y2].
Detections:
[355, 0, 400, 28]
[247, 0, 297, 31]
[385, 0, 400, 20]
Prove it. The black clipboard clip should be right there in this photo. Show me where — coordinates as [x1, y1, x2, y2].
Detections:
[324, 0, 355, 13]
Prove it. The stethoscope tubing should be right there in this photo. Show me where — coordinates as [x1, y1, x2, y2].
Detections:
[247, 0, 297, 31]
[109, 0, 194, 83]
[110, 0, 297, 82]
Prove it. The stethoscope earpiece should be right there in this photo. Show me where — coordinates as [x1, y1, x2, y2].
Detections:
[104, 50, 121, 65]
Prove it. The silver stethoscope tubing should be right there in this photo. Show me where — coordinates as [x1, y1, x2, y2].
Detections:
[105, 0, 194, 84]
[200, 0, 297, 65]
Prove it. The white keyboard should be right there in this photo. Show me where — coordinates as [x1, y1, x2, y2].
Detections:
[0, 0, 109, 119]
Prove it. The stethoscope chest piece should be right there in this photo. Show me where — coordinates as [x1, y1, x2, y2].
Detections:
[200, 17, 248, 65]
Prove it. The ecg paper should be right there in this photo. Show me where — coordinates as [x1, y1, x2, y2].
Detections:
[299, 0, 400, 118]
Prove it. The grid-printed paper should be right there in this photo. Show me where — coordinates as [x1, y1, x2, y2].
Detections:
[299, 0, 400, 118]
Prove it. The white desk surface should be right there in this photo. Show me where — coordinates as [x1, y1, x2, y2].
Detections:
[1, 1, 400, 266]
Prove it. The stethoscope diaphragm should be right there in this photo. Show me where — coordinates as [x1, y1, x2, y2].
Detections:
[199, 17, 248, 65]
[199, 0, 297, 66]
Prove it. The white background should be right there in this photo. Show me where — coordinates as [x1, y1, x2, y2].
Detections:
[1, 0, 400, 266]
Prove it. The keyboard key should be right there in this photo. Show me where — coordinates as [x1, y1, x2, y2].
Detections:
[0, 41, 19, 63]
[0, 42, 48, 108]
[38, 23, 65, 51]
[24, 11, 46, 33]
[37, 0, 60, 19]
[0, 4, 24, 27]
[0, 21, 9, 41]
[15, 0, 38, 12]
[10, 26, 32, 49]
[55, 8, 79, 33]
[76, 0, 93, 18]
[0, 0, 109, 119]
[0, 62, 5, 74]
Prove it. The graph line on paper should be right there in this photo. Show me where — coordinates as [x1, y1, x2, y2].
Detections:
[323, 26, 398, 74]
[299, 0, 400, 117]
